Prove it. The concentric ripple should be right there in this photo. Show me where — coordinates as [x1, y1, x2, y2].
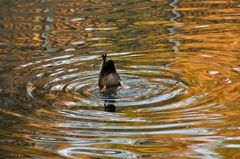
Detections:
[19, 53, 188, 109]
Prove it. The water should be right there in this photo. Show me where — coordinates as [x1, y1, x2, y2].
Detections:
[0, 0, 240, 158]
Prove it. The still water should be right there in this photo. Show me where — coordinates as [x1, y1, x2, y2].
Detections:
[0, 0, 240, 158]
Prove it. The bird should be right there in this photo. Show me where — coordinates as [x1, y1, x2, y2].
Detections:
[98, 54, 123, 92]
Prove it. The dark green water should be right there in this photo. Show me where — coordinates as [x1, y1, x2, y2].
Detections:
[0, 0, 240, 158]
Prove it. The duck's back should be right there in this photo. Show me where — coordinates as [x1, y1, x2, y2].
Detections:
[98, 58, 121, 89]
[101, 72, 121, 87]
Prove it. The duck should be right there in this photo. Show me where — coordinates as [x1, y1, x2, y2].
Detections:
[98, 54, 123, 92]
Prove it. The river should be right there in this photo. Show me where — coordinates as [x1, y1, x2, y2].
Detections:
[0, 0, 240, 158]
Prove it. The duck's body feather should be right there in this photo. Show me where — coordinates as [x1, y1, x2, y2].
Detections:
[98, 54, 121, 91]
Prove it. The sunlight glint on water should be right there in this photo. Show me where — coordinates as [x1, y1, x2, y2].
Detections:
[0, 0, 240, 158]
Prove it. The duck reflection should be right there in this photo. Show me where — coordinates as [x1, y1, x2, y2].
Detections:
[102, 93, 117, 112]
[104, 102, 116, 112]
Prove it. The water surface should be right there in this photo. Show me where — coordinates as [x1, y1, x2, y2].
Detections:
[0, 0, 240, 158]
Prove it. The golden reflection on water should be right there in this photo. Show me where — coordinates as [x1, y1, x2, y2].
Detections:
[0, 0, 240, 158]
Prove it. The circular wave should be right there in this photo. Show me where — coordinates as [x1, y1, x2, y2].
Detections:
[17, 53, 189, 109]
[12, 51, 225, 159]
